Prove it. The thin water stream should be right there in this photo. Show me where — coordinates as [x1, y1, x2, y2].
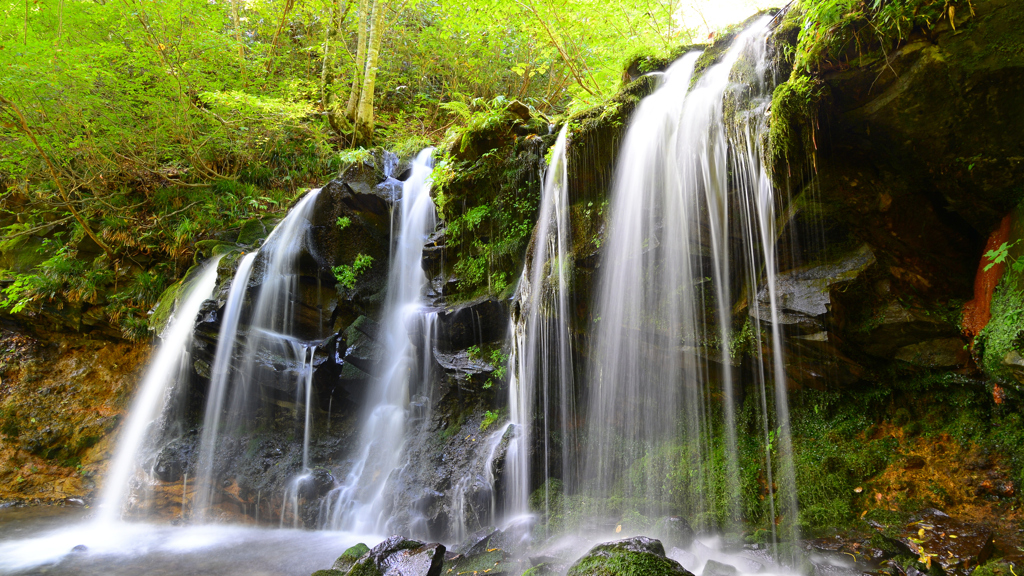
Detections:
[319, 149, 437, 533]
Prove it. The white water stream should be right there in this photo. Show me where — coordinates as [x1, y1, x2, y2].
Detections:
[319, 149, 437, 533]
[96, 257, 223, 522]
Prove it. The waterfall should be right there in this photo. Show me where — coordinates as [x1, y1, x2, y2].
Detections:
[191, 189, 323, 521]
[192, 251, 256, 517]
[320, 149, 437, 533]
[505, 124, 575, 531]
[96, 256, 223, 523]
[582, 16, 798, 544]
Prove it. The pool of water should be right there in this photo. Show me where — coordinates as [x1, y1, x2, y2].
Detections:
[0, 506, 382, 576]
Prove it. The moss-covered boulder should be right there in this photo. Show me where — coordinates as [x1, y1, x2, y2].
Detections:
[332, 543, 372, 573]
[566, 537, 693, 576]
[330, 536, 445, 576]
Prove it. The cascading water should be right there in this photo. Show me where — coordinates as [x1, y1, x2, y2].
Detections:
[582, 16, 798, 546]
[97, 257, 223, 522]
[506, 124, 576, 531]
[189, 189, 324, 523]
[320, 149, 437, 533]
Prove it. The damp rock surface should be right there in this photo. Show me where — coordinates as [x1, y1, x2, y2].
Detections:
[566, 536, 694, 576]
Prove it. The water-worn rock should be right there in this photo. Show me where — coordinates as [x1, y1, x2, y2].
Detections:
[566, 536, 694, 576]
[337, 536, 445, 576]
[702, 559, 739, 576]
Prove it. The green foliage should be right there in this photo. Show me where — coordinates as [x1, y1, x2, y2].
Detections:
[480, 409, 503, 431]
[794, 0, 967, 71]
[977, 275, 1024, 380]
[984, 240, 1024, 273]
[332, 254, 375, 290]
[768, 73, 828, 172]
[337, 216, 352, 231]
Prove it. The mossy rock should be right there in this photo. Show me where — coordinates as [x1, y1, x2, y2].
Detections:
[332, 543, 371, 573]
[193, 239, 237, 263]
[448, 549, 514, 575]
[312, 570, 346, 576]
[148, 278, 188, 334]
[236, 218, 268, 246]
[566, 537, 693, 576]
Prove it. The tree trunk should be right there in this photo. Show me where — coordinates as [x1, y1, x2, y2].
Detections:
[353, 0, 386, 143]
[344, 0, 369, 121]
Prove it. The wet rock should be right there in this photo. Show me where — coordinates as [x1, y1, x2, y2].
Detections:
[446, 548, 516, 576]
[653, 516, 696, 549]
[421, 229, 446, 280]
[1000, 350, 1024, 385]
[754, 244, 876, 331]
[894, 338, 968, 368]
[891, 509, 995, 575]
[237, 218, 269, 246]
[435, 297, 508, 351]
[783, 0, 1024, 298]
[703, 559, 739, 576]
[567, 536, 693, 576]
[342, 316, 383, 374]
[340, 536, 445, 576]
[380, 542, 446, 576]
[853, 302, 960, 359]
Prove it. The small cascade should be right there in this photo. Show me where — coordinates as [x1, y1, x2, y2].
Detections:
[582, 16, 798, 546]
[192, 251, 257, 517]
[320, 149, 437, 533]
[448, 422, 512, 545]
[506, 124, 575, 531]
[191, 189, 323, 522]
[96, 256, 223, 523]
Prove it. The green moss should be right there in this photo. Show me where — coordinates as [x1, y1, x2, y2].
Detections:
[312, 571, 346, 576]
[567, 549, 688, 576]
[768, 73, 828, 178]
[346, 558, 383, 576]
[148, 278, 187, 334]
[793, 0, 968, 72]
[340, 543, 370, 560]
[432, 118, 546, 302]
[972, 560, 1018, 576]
[236, 218, 268, 245]
[978, 273, 1024, 381]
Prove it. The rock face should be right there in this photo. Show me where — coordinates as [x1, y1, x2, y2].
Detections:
[566, 537, 694, 576]
[802, 0, 1024, 298]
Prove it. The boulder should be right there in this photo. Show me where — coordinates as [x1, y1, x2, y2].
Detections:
[753, 244, 876, 332]
[332, 543, 371, 573]
[702, 560, 739, 576]
[652, 516, 696, 549]
[340, 536, 445, 576]
[566, 536, 694, 576]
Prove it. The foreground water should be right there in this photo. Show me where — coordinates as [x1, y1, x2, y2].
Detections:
[0, 507, 382, 575]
